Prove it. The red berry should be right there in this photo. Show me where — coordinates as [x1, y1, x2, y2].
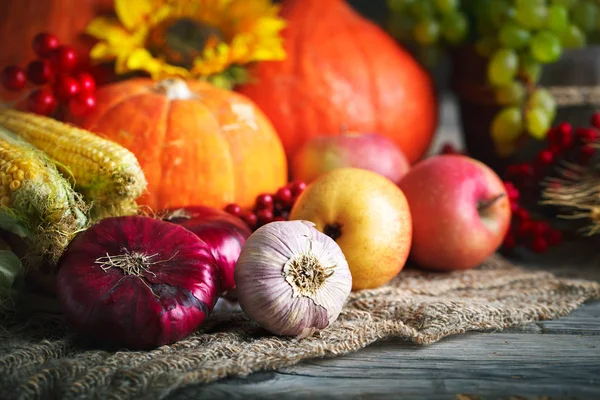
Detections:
[547, 144, 562, 156]
[558, 122, 572, 136]
[502, 233, 516, 251]
[255, 194, 274, 211]
[531, 221, 551, 236]
[503, 181, 520, 202]
[289, 180, 307, 197]
[513, 207, 530, 221]
[546, 229, 563, 246]
[53, 74, 80, 101]
[275, 187, 293, 206]
[27, 88, 57, 116]
[1, 66, 27, 91]
[77, 72, 96, 94]
[529, 236, 548, 253]
[273, 216, 287, 222]
[225, 203, 242, 216]
[440, 143, 459, 155]
[256, 209, 274, 225]
[240, 210, 258, 229]
[516, 220, 534, 238]
[50, 46, 78, 72]
[26, 60, 53, 85]
[32, 32, 60, 58]
[579, 145, 596, 164]
[510, 201, 520, 213]
[592, 113, 600, 129]
[536, 149, 554, 166]
[575, 128, 599, 142]
[68, 92, 96, 117]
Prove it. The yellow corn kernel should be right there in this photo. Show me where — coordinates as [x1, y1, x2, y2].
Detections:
[0, 109, 147, 216]
[0, 132, 88, 264]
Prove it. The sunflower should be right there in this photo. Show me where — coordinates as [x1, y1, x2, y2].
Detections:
[85, 0, 286, 84]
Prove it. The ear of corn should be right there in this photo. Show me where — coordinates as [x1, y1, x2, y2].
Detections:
[0, 109, 147, 218]
[0, 125, 89, 265]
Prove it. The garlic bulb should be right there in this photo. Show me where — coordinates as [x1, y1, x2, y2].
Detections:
[235, 220, 352, 338]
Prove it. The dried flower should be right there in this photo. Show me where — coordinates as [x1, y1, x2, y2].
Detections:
[235, 220, 352, 338]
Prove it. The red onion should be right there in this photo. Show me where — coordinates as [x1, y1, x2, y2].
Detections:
[163, 206, 251, 292]
[56, 215, 220, 349]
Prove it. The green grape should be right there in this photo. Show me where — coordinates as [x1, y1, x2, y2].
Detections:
[434, 0, 458, 14]
[488, 49, 519, 86]
[387, 13, 416, 42]
[528, 88, 557, 120]
[499, 23, 531, 49]
[490, 0, 515, 28]
[495, 81, 526, 106]
[559, 24, 586, 48]
[475, 36, 499, 57]
[530, 30, 562, 63]
[526, 108, 552, 139]
[515, 3, 548, 30]
[519, 55, 543, 83]
[547, 5, 569, 32]
[441, 12, 468, 44]
[550, 0, 576, 9]
[491, 107, 523, 144]
[409, 0, 435, 18]
[571, 1, 598, 34]
[413, 19, 441, 45]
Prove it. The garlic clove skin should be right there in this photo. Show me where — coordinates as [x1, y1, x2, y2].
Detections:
[235, 220, 352, 338]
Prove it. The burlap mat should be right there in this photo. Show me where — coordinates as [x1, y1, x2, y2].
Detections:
[1, 254, 599, 400]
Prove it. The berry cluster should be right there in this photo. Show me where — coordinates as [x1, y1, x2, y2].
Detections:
[1, 32, 97, 117]
[501, 112, 600, 253]
[501, 180, 562, 253]
[224, 180, 307, 231]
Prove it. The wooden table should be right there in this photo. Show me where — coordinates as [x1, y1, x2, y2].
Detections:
[165, 96, 600, 399]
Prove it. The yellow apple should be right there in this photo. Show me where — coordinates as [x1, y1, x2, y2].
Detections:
[289, 168, 412, 291]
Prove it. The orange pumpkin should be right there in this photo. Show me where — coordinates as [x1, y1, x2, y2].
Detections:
[237, 0, 438, 164]
[68, 78, 288, 212]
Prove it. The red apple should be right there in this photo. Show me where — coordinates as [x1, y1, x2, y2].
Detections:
[398, 155, 511, 271]
[291, 131, 410, 184]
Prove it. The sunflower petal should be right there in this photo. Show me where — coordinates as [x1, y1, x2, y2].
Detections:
[85, 16, 128, 40]
[115, 0, 154, 31]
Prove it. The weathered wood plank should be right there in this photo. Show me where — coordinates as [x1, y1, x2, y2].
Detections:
[170, 302, 600, 400]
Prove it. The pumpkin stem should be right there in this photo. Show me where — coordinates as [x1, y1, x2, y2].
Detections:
[155, 78, 196, 100]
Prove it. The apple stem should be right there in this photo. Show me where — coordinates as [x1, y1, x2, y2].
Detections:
[477, 193, 506, 212]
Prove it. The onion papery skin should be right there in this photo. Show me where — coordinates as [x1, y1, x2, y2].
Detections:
[163, 206, 251, 292]
[56, 215, 220, 349]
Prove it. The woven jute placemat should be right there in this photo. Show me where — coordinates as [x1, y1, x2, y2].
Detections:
[1, 254, 599, 400]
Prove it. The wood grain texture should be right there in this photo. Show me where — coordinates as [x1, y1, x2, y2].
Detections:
[168, 301, 600, 400]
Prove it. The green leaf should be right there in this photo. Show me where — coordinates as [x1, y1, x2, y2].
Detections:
[0, 212, 33, 238]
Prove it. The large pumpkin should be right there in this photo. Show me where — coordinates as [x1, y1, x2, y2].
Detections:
[69, 78, 288, 212]
[237, 0, 438, 164]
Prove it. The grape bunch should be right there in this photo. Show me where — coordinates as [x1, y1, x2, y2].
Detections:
[387, 0, 469, 65]
[1, 32, 97, 117]
[387, 0, 600, 156]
